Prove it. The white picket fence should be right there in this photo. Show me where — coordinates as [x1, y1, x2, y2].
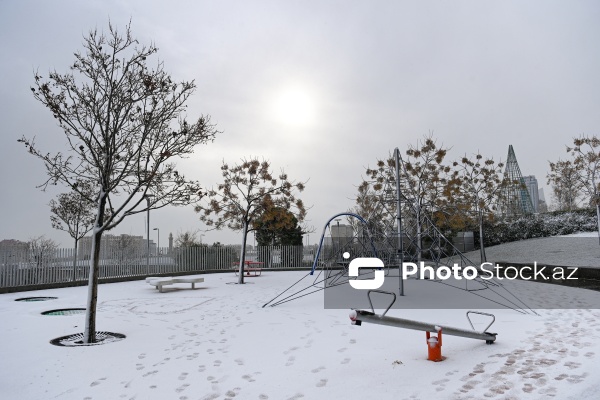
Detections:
[0, 245, 317, 290]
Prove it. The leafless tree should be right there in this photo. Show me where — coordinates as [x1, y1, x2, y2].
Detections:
[27, 235, 59, 270]
[49, 181, 97, 280]
[354, 134, 451, 258]
[19, 22, 218, 343]
[113, 234, 139, 270]
[449, 154, 506, 262]
[547, 159, 582, 212]
[568, 135, 600, 242]
[195, 158, 306, 283]
[174, 229, 203, 248]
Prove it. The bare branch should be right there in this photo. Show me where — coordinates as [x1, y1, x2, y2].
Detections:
[21, 21, 219, 343]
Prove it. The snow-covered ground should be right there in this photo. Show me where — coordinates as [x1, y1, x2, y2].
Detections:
[559, 232, 599, 238]
[463, 231, 600, 268]
[2, 260, 600, 400]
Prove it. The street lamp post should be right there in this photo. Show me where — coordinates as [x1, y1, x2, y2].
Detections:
[153, 227, 160, 274]
[153, 228, 160, 255]
[143, 194, 154, 275]
[334, 218, 341, 255]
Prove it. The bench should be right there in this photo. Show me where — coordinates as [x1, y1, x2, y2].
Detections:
[146, 276, 205, 292]
[232, 261, 264, 277]
[234, 267, 263, 277]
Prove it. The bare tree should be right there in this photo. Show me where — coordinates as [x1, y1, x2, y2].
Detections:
[355, 134, 450, 258]
[547, 159, 582, 211]
[49, 182, 96, 280]
[195, 158, 306, 283]
[19, 22, 218, 343]
[28, 235, 59, 267]
[113, 234, 139, 271]
[27, 236, 59, 282]
[351, 159, 398, 235]
[174, 229, 203, 248]
[449, 154, 506, 262]
[568, 135, 600, 242]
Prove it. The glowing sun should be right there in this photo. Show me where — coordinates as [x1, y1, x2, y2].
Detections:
[272, 87, 316, 127]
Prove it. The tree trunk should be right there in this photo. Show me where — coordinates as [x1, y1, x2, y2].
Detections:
[416, 204, 422, 262]
[83, 228, 102, 343]
[72, 238, 79, 282]
[238, 221, 249, 284]
[83, 194, 107, 344]
[478, 210, 487, 263]
[596, 204, 600, 246]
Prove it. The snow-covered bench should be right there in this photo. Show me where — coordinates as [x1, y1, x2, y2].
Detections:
[146, 276, 204, 293]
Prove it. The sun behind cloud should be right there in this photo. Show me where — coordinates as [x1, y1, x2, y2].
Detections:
[271, 86, 316, 127]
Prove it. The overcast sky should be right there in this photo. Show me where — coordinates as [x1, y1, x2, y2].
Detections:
[1, 0, 599, 248]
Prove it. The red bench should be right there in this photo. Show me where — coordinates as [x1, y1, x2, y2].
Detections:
[233, 261, 264, 276]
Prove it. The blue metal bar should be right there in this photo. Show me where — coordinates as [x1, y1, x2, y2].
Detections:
[309, 212, 377, 275]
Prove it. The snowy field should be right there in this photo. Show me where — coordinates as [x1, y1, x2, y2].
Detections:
[463, 231, 600, 268]
[2, 259, 600, 400]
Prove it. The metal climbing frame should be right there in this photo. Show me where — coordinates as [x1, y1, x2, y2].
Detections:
[263, 146, 536, 315]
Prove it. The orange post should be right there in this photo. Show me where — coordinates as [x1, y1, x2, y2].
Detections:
[426, 328, 443, 362]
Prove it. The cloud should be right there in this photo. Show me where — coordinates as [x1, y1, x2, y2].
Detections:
[1, 0, 599, 245]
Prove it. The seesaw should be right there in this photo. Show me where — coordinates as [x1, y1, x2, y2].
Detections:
[349, 290, 497, 361]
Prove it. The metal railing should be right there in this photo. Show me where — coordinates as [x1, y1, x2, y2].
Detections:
[0, 245, 318, 291]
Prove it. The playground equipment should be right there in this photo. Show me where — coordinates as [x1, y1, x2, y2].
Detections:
[350, 309, 497, 343]
[263, 147, 534, 315]
[349, 290, 497, 361]
[426, 329, 443, 362]
[263, 205, 532, 313]
[262, 211, 382, 308]
[349, 290, 497, 342]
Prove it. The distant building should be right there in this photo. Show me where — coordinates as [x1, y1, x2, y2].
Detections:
[0, 239, 28, 251]
[331, 223, 353, 239]
[324, 223, 354, 247]
[538, 187, 546, 203]
[78, 234, 156, 257]
[502, 145, 535, 216]
[522, 175, 540, 212]
[0, 239, 29, 266]
[538, 188, 548, 213]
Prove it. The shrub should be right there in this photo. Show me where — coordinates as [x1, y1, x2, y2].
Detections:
[480, 208, 597, 247]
